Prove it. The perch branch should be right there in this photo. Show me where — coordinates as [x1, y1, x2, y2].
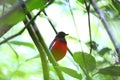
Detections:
[84, 0, 92, 54]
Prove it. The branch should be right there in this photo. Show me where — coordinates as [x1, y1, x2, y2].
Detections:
[91, 0, 120, 62]
[84, 0, 92, 54]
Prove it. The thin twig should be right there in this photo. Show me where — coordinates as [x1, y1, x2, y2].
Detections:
[91, 0, 120, 62]
[42, 10, 57, 34]
[67, 0, 84, 55]
[0, 27, 26, 45]
[67, 0, 82, 57]
[84, 0, 92, 54]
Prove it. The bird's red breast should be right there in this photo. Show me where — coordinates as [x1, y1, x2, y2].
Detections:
[51, 39, 67, 61]
[49, 32, 68, 61]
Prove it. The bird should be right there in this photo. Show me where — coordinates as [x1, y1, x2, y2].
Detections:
[49, 31, 68, 61]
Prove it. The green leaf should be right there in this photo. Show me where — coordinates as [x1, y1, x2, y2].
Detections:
[77, 0, 90, 4]
[54, 1, 65, 5]
[98, 47, 111, 56]
[58, 66, 82, 79]
[77, 0, 84, 4]
[73, 52, 96, 72]
[10, 41, 35, 49]
[27, 0, 47, 11]
[111, 0, 120, 13]
[98, 66, 120, 76]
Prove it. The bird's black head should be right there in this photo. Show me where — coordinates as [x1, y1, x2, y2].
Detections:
[56, 31, 68, 38]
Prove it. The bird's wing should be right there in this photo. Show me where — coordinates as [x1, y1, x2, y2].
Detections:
[49, 39, 56, 50]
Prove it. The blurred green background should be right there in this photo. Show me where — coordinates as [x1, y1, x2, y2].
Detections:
[0, 0, 120, 80]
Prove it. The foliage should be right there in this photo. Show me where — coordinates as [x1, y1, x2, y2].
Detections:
[0, 0, 120, 80]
